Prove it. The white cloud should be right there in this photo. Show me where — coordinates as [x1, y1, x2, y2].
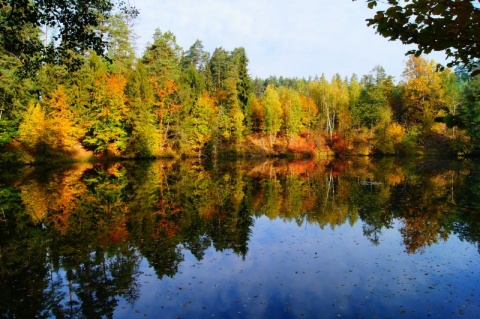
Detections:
[130, 0, 449, 80]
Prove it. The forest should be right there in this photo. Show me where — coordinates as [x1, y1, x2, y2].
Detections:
[1, 12, 479, 164]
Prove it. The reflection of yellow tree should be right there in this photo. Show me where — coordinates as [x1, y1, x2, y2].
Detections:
[261, 179, 283, 219]
[20, 182, 49, 223]
[310, 173, 352, 229]
[398, 172, 454, 254]
[283, 175, 303, 219]
[20, 164, 92, 231]
[49, 164, 91, 234]
[400, 215, 448, 254]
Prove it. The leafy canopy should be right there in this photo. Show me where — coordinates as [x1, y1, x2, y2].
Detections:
[358, 0, 480, 72]
[0, 0, 138, 73]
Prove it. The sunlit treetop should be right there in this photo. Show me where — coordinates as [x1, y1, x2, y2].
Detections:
[0, 0, 138, 75]
[359, 0, 480, 74]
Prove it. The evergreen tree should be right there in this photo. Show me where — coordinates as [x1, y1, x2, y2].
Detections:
[459, 76, 480, 150]
[125, 62, 161, 157]
[104, 13, 137, 74]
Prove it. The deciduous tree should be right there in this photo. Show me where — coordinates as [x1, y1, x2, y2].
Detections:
[359, 0, 480, 72]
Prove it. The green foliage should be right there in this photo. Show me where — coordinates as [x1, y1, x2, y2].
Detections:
[352, 66, 391, 128]
[125, 63, 160, 157]
[181, 40, 210, 73]
[278, 87, 302, 140]
[104, 13, 137, 74]
[82, 68, 129, 155]
[179, 94, 218, 156]
[0, 0, 138, 73]
[360, 0, 480, 72]
[142, 29, 182, 84]
[458, 76, 480, 149]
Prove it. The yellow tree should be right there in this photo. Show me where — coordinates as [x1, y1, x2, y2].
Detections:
[180, 93, 218, 157]
[18, 103, 46, 150]
[44, 85, 78, 150]
[261, 85, 283, 144]
[247, 94, 264, 133]
[153, 79, 182, 151]
[278, 87, 302, 143]
[299, 95, 317, 137]
[332, 75, 351, 138]
[401, 55, 445, 132]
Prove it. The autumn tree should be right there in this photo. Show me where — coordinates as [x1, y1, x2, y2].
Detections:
[262, 85, 283, 144]
[44, 85, 77, 150]
[278, 87, 302, 142]
[348, 74, 362, 128]
[18, 103, 47, 152]
[308, 75, 349, 140]
[400, 55, 446, 132]
[142, 30, 184, 151]
[82, 57, 129, 156]
[332, 74, 351, 137]
[245, 94, 264, 133]
[207, 47, 249, 144]
[299, 94, 317, 137]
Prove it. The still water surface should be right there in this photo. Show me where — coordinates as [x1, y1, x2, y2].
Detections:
[0, 158, 479, 318]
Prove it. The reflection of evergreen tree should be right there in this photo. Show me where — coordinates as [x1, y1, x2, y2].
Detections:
[0, 228, 50, 318]
[350, 183, 393, 246]
[452, 163, 480, 253]
[0, 187, 51, 318]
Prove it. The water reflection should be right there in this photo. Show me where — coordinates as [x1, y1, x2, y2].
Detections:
[0, 158, 479, 318]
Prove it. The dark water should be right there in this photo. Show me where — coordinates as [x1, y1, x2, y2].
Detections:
[0, 158, 479, 318]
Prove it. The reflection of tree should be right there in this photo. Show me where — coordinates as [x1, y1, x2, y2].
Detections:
[351, 183, 393, 246]
[2, 157, 480, 317]
[390, 164, 456, 254]
[451, 162, 480, 253]
[0, 224, 50, 318]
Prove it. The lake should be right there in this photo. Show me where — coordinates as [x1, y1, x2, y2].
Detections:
[0, 157, 479, 318]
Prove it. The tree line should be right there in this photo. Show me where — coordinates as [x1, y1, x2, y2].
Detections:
[0, 13, 479, 163]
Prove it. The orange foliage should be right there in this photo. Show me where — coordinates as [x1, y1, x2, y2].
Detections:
[287, 136, 315, 155]
[287, 160, 316, 177]
[106, 220, 129, 244]
[154, 79, 182, 115]
[401, 216, 444, 254]
[106, 74, 127, 98]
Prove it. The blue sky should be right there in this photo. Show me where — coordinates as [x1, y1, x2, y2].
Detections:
[130, 0, 449, 81]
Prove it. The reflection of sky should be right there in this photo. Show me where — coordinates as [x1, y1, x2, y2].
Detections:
[114, 217, 480, 319]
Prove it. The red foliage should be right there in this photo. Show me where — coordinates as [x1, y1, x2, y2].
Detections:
[331, 134, 347, 155]
[287, 160, 316, 177]
[287, 136, 316, 155]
